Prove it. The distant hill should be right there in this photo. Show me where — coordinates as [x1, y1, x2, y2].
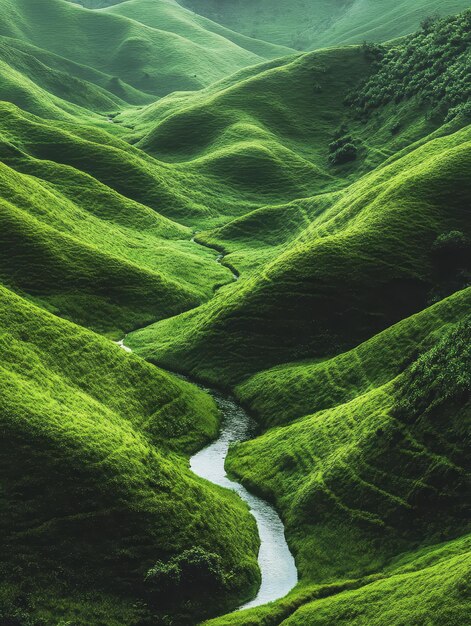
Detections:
[178, 0, 471, 49]
[0, 0, 292, 109]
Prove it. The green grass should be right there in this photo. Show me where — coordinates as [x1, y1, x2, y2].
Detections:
[127, 122, 471, 383]
[0, 101, 243, 335]
[0, 0, 294, 108]
[0, 4, 470, 625]
[179, 0, 471, 49]
[0, 284, 260, 624]
[236, 288, 471, 427]
[209, 294, 470, 624]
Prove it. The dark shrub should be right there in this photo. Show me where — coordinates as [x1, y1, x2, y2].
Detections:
[432, 231, 471, 272]
[329, 142, 358, 165]
[145, 547, 227, 600]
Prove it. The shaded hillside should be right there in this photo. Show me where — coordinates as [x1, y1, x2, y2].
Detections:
[0, 286, 259, 625]
[127, 123, 471, 383]
[217, 293, 470, 625]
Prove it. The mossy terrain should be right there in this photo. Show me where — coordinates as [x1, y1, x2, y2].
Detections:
[0, 3, 470, 625]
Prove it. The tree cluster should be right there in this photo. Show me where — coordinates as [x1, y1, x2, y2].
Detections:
[347, 11, 471, 121]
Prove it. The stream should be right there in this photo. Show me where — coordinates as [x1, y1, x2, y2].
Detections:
[190, 389, 298, 611]
[117, 236, 297, 612]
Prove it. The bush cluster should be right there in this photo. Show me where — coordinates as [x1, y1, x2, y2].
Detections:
[328, 128, 358, 165]
[145, 547, 227, 600]
[394, 316, 470, 421]
[347, 11, 471, 120]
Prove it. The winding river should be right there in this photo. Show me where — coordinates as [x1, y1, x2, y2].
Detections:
[117, 237, 297, 612]
[190, 389, 298, 611]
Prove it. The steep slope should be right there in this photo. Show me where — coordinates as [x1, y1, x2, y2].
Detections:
[237, 288, 471, 427]
[0, 285, 259, 625]
[119, 11, 470, 223]
[178, 0, 471, 49]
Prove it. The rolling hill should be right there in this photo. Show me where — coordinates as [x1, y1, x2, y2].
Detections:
[0, 285, 259, 625]
[126, 12, 471, 383]
[178, 0, 471, 49]
[0, 0, 292, 114]
[0, 2, 470, 626]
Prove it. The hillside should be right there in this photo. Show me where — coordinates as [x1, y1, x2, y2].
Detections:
[0, 3, 470, 626]
[0, 100, 246, 336]
[0, 285, 259, 625]
[0, 0, 291, 110]
[204, 289, 470, 626]
[178, 0, 471, 49]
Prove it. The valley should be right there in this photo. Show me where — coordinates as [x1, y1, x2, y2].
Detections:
[0, 1, 469, 625]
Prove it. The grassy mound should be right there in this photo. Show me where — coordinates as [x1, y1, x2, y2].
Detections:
[0, 285, 260, 625]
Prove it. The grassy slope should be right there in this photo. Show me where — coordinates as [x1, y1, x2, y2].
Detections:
[204, 290, 470, 626]
[127, 122, 471, 383]
[178, 0, 471, 49]
[118, 47, 375, 222]
[0, 0, 292, 103]
[118, 40, 461, 229]
[0, 285, 259, 625]
[105, 0, 294, 60]
[237, 288, 471, 427]
[0, 101, 242, 335]
[205, 534, 471, 626]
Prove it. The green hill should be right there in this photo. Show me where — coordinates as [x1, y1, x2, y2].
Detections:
[0, 4, 470, 626]
[127, 121, 471, 382]
[213, 290, 470, 625]
[0, 285, 259, 625]
[178, 0, 471, 49]
[127, 13, 471, 381]
[0, 0, 292, 108]
[0, 100, 244, 335]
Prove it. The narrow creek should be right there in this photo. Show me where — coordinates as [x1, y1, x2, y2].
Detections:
[190, 389, 298, 611]
[117, 235, 298, 612]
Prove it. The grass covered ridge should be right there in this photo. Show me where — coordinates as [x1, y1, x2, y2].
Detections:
[0, 285, 259, 624]
[210, 290, 470, 625]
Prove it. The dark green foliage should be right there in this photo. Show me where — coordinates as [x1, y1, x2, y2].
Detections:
[429, 231, 471, 303]
[394, 315, 471, 422]
[361, 41, 385, 61]
[146, 547, 227, 599]
[348, 11, 471, 119]
[327, 126, 360, 166]
[432, 230, 471, 271]
[329, 139, 358, 164]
